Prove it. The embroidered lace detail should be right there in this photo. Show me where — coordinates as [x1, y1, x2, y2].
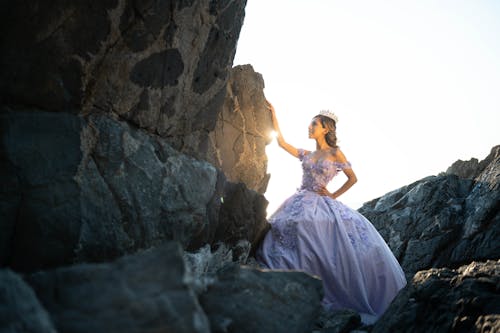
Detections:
[268, 150, 354, 253]
[299, 153, 351, 191]
[297, 149, 308, 161]
[329, 200, 371, 252]
[269, 193, 305, 252]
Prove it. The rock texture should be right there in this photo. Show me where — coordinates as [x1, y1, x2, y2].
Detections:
[185, 244, 324, 333]
[207, 65, 273, 193]
[26, 242, 210, 333]
[0, 109, 268, 272]
[359, 145, 500, 276]
[0, 269, 56, 333]
[0, 0, 272, 273]
[372, 260, 500, 333]
[0, 241, 327, 333]
[199, 264, 323, 333]
[0, 0, 248, 159]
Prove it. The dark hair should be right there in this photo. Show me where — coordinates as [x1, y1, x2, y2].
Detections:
[315, 115, 338, 148]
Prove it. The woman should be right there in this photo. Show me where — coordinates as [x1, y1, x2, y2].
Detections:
[256, 100, 406, 324]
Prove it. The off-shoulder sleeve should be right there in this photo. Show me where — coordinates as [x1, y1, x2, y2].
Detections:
[335, 161, 352, 171]
[298, 149, 308, 161]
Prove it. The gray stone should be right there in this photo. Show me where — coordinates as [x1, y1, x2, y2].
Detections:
[1, 109, 267, 272]
[216, 181, 270, 254]
[25, 242, 210, 333]
[0, 0, 248, 163]
[372, 260, 500, 333]
[0, 269, 56, 333]
[313, 308, 362, 333]
[199, 264, 324, 333]
[359, 146, 500, 276]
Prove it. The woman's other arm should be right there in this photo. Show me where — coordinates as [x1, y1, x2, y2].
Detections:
[331, 149, 357, 199]
[316, 149, 358, 199]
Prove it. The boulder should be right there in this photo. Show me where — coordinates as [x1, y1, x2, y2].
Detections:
[312, 309, 362, 333]
[25, 242, 210, 333]
[184, 244, 323, 333]
[359, 146, 500, 276]
[0, 109, 267, 272]
[372, 260, 500, 333]
[0, 269, 56, 333]
[199, 264, 324, 333]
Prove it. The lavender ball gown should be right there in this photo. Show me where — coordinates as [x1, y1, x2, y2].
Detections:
[256, 149, 406, 324]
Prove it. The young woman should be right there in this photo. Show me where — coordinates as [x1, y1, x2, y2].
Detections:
[256, 100, 407, 324]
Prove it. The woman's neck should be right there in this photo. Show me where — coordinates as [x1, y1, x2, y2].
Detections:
[315, 138, 330, 151]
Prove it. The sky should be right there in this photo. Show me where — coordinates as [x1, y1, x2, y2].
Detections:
[233, 0, 500, 214]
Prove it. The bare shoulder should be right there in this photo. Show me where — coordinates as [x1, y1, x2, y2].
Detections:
[333, 147, 349, 163]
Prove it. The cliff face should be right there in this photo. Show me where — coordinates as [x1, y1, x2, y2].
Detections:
[0, 0, 274, 273]
[1, 0, 246, 158]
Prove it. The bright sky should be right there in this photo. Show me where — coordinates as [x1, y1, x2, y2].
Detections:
[233, 0, 500, 214]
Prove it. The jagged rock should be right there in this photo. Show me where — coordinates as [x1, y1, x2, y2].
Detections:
[207, 65, 273, 193]
[359, 146, 500, 276]
[0, 269, 56, 333]
[312, 309, 362, 333]
[199, 264, 323, 333]
[0, 0, 273, 274]
[0, 109, 267, 272]
[25, 242, 210, 333]
[184, 243, 242, 294]
[216, 181, 270, 253]
[372, 260, 500, 333]
[0, 0, 247, 159]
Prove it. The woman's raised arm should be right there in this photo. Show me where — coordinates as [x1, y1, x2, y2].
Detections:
[266, 100, 300, 158]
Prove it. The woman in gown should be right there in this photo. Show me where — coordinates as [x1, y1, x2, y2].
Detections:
[256, 101, 407, 324]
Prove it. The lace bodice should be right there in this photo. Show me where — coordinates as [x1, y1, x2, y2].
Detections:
[298, 149, 351, 191]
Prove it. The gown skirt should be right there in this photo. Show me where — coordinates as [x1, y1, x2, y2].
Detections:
[256, 189, 407, 324]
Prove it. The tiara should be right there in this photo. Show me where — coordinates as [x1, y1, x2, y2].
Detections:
[319, 109, 338, 123]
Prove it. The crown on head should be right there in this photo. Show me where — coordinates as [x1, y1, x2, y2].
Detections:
[319, 109, 338, 123]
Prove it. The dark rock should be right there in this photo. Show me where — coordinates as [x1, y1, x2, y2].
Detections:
[1, 0, 248, 161]
[216, 181, 270, 254]
[0, 269, 56, 333]
[359, 146, 500, 276]
[199, 264, 323, 333]
[130, 49, 184, 88]
[1, 109, 267, 272]
[192, 1, 247, 94]
[25, 242, 210, 333]
[313, 308, 362, 333]
[372, 260, 500, 333]
[1, 109, 85, 271]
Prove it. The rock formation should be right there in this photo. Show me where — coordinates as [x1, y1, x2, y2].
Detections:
[26, 242, 210, 333]
[0, 0, 271, 273]
[207, 65, 273, 193]
[359, 145, 500, 277]
[1, 0, 246, 158]
[372, 260, 500, 333]
[0, 270, 57, 333]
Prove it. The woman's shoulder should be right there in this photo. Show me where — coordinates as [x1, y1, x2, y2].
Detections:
[332, 147, 347, 160]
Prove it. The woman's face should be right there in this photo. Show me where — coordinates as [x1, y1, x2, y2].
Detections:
[308, 117, 326, 139]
